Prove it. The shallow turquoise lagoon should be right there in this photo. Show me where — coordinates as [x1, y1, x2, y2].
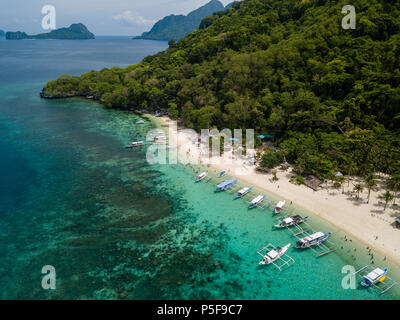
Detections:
[0, 37, 398, 300]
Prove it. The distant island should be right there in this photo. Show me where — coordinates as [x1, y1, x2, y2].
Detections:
[133, 0, 232, 41]
[0, 30, 5, 37]
[6, 23, 95, 40]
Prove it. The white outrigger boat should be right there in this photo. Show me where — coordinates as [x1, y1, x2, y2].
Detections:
[274, 215, 309, 228]
[125, 141, 145, 148]
[136, 120, 145, 124]
[353, 265, 397, 294]
[216, 179, 238, 191]
[274, 200, 286, 214]
[296, 231, 331, 249]
[249, 195, 266, 208]
[257, 243, 295, 271]
[196, 172, 207, 182]
[235, 187, 253, 199]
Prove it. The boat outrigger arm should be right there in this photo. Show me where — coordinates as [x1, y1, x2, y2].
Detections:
[353, 265, 397, 294]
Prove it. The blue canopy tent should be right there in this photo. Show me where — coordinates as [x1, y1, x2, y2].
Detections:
[257, 134, 275, 140]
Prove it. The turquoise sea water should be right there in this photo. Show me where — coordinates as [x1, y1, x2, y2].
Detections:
[0, 37, 398, 299]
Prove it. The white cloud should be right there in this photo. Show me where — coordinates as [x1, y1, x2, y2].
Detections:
[112, 10, 155, 27]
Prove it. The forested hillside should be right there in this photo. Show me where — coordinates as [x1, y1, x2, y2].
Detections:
[42, 0, 400, 179]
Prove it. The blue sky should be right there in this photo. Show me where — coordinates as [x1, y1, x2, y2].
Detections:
[1, 0, 232, 36]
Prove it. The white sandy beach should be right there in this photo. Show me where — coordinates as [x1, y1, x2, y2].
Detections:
[153, 116, 400, 267]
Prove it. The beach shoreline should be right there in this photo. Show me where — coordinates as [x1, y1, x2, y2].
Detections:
[148, 115, 400, 272]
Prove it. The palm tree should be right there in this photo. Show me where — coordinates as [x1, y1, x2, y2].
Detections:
[382, 191, 394, 211]
[344, 159, 355, 188]
[272, 170, 279, 181]
[364, 173, 377, 204]
[387, 174, 400, 205]
[337, 175, 345, 193]
[353, 184, 363, 199]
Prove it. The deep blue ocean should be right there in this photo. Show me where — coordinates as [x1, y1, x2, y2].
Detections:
[0, 36, 398, 299]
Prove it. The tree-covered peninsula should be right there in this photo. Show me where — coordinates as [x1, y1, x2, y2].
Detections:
[41, 0, 400, 180]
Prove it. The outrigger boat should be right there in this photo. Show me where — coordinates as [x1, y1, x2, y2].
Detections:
[235, 187, 253, 199]
[258, 243, 291, 265]
[257, 243, 295, 271]
[274, 215, 309, 228]
[361, 268, 389, 287]
[296, 232, 331, 249]
[353, 265, 397, 294]
[136, 120, 145, 124]
[216, 179, 238, 191]
[125, 141, 145, 148]
[249, 195, 266, 208]
[274, 200, 286, 214]
[196, 172, 208, 182]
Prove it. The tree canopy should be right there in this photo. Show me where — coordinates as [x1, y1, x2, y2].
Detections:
[42, 0, 400, 178]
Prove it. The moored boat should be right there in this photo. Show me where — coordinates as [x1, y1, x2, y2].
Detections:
[258, 243, 291, 265]
[235, 187, 253, 199]
[132, 141, 145, 146]
[274, 215, 309, 228]
[216, 179, 238, 191]
[196, 172, 208, 182]
[353, 265, 397, 294]
[274, 200, 286, 214]
[136, 120, 145, 124]
[296, 232, 331, 249]
[361, 267, 388, 287]
[249, 195, 266, 208]
[125, 141, 145, 148]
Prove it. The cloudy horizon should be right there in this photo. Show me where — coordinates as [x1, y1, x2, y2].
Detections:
[1, 0, 234, 36]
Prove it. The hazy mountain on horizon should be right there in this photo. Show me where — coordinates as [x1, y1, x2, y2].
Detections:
[134, 0, 228, 41]
[6, 23, 95, 40]
[0, 30, 5, 37]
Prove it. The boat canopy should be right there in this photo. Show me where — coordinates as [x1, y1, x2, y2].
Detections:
[283, 217, 293, 224]
[267, 250, 278, 259]
[251, 195, 264, 204]
[365, 268, 385, 281]
[301, 232, 325, 242]
[217, 180, 235, 189]
[198, 172, 207, 177]
[238, 187, 248, 194]
[276, 200, 285, 209]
